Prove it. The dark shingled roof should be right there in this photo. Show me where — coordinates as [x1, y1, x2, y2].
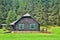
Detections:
[10, 13, 40, 25]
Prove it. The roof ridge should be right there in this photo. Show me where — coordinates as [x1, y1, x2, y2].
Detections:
[23, 13, 31, 16]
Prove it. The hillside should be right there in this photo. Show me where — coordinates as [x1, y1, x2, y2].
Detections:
[0, 0, 60, 26]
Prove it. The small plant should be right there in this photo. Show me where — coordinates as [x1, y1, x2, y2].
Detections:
[41, 28, 47, 32]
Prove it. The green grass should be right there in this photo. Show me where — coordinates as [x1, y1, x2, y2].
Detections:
[0, 26, 60, 40]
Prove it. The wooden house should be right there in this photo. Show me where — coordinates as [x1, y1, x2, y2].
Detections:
[9, 13, 40, 31]
[11, 13, 40, 31]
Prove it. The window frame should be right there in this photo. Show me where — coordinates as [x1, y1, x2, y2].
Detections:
[19, 24, 24, 29]
[29, 24, 36, 29]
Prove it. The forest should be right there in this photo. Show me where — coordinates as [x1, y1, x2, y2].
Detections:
[0, 0, 60, 26]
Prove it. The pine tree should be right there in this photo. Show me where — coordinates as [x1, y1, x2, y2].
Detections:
[6, 10, 17, 27]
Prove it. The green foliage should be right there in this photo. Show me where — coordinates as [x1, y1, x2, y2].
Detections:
[0, 0, 60, 26]
[6, 10, 17, 24]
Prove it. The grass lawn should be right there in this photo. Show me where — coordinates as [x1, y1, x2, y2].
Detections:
[0, 26, 60, 40]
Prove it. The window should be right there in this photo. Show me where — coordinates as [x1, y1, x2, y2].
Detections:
[19, 24, 24, 29]
[30, 24, 36, 29]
